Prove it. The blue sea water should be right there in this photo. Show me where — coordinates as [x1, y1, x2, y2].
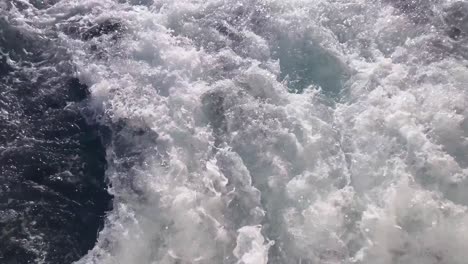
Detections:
[1, 0, 468, 263]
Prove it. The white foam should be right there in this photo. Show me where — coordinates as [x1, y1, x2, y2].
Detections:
[8, 0, 468, 263]
[234, 225, 273, 264]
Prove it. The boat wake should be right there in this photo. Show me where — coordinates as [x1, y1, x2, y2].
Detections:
[1, 0, 468, 263]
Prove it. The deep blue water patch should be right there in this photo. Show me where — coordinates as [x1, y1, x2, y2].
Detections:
[0, 18, 111, 263]
[271, 35, 350, 99]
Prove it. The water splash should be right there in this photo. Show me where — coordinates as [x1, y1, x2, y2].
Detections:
[3, 0, 468, 263]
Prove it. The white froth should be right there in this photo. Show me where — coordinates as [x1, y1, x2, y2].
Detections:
[234, 226, 273, 264]
[7, 0, 468, 263]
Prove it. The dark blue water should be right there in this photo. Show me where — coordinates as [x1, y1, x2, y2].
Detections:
[0, 14, 111, 263]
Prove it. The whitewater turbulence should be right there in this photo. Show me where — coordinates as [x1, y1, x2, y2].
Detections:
[4, 0, 468, 263]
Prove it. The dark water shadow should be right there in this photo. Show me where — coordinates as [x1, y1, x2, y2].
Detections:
[0, 16, 112, 264]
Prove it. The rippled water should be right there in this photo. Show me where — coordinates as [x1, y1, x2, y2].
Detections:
[1, 0, 468, 263]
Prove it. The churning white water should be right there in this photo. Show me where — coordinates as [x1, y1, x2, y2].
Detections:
[4, 0, 468, 263]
